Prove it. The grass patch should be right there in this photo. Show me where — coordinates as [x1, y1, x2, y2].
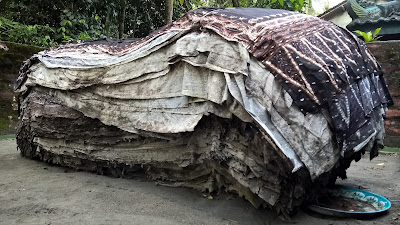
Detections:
[381, 147, 400, 153]
[0, 134, 15, 139]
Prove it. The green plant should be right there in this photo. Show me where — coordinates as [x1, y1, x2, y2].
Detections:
[270, 0, 311, 12]
[0, 17, 57, 47]
[58, 13, 105, 42]
[239, 0, 311, 13]
[0, 15, 105, 47]
[354, 27, 382, 42]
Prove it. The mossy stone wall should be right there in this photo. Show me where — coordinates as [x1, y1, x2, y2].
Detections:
[0, 41, 43, 134]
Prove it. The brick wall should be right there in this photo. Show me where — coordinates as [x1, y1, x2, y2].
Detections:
[368, 41, 400, 147]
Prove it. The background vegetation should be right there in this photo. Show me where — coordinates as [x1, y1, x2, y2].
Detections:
[0, 0, 311, 48]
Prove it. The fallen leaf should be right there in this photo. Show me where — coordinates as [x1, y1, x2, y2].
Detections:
[377, 163, 384, 166]
[202, 194, 213, 200]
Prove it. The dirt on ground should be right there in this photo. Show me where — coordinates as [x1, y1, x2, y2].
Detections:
[0, 138, 399, 225]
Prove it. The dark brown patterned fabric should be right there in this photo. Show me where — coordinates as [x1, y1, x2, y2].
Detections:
[169, 8, 393, 113]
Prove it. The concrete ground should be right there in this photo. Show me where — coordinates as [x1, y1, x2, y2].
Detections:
[0, 138, 399, 225]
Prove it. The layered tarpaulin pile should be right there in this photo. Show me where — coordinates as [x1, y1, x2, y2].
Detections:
[15, 8, 392, 216]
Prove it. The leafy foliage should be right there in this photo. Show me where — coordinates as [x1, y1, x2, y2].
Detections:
[240, 0, 311, 12]
[0, 15, 104, 47]
[354, 27, 382, 42]
[191, 0, 311, 13]
[0, 0, 311, 48]
[0, 17, 57, 47]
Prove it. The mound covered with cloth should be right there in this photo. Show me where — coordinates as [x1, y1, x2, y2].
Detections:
[15, 8, 392, 216]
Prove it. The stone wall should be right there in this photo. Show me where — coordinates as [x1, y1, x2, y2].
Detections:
[0, 41, 43, 134]
[368, 41, 400, 147]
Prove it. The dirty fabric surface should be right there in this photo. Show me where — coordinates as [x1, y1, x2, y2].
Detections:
[15, 8, 390, 178]
[17, 31, 344, 179]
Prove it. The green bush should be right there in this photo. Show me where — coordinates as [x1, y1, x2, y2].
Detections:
[0, 17, 57, 47]
[0, 16, 104, 48]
